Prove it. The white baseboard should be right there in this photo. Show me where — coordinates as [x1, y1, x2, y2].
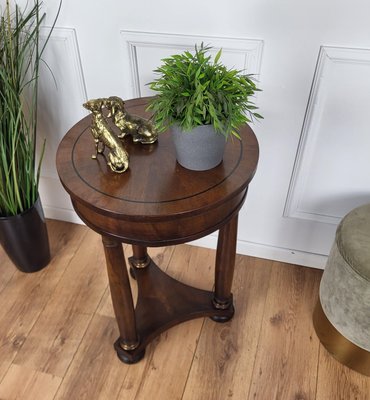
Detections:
[190, 235, 327, 270]
[44, 205, 84, 225]
[44, 206, 327, 270]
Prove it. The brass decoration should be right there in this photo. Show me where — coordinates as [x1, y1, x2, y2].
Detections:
[130, 256, 151, 269]
[83, 96, 158, 173]
[313, 300, 370, 376]
[83, 99, 129, 173]
[212, 297, 232, 310]
[105, 96, 158, 144]
[120, 340, 140, 352]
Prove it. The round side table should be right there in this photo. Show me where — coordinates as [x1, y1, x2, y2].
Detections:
[56, 97, 259, 364]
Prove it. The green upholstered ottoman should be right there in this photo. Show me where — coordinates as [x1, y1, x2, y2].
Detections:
[313, 203, 370, 376]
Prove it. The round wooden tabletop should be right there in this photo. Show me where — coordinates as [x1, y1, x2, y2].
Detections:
[56, 97, 259, 245]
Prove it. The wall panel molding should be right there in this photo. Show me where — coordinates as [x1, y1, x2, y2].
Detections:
[38, 27, 88, 217]
[120, 30, 264, 98]
[285, 46, 370, 224]
[40, 26, 88, 112]
[38, 26, 88, 180]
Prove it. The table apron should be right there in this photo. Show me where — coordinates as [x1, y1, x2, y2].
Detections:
[71, 189, 248, 246]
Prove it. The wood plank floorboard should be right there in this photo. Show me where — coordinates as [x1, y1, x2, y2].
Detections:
[0, 249, 16, 297]
[0, 220, 369, 400]
[0, 221, 86, 383]
[247, 262, 322, 400]
[53, 314, 129, 400]
[316, 343, 370, 400]
[182, 256, 273, 400]
[12, 229, 107, 377]
[0, 365, 61, 400]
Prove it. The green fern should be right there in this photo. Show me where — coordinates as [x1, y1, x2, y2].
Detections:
[147, 44, 262, 139]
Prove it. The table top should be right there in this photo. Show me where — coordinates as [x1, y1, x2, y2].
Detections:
[56, 97, 259, 222]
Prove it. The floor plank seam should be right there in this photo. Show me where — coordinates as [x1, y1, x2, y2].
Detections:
[129, 246, 179, 400]
[119, 246, 177, 400]
[95, 285, 110, 317]
[0, 355, 14, 388]
[180, 317, 207, 400]
[51, 309, 102, 400]
[111, 341, 135, 400]
[314, 339, 321, 400]
[0, 269, 16, 298]
[245, 260, 273, 400]
[0, 241, 87, 391]
[0, 265, 17, 386]
[10, 228, 90, 371]
[131, 348, 157, 400]
[52, 231, 105, 400]
[162, 247, 176, 274]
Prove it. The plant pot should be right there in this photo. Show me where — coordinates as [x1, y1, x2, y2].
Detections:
[0, 196, 50, 273]
[171, 125, 226, 171]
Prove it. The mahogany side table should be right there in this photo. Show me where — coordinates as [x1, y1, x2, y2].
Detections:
[56, 97, 259, 364]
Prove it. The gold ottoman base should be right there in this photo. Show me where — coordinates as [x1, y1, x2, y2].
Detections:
[313, 301, 370, 376]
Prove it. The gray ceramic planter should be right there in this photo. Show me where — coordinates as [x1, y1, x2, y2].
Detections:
[171, 125, 226, 171]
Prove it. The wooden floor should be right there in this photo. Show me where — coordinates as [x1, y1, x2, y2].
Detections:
[0, 220, 369, 400]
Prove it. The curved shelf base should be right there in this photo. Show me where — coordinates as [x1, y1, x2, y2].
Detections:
[114, 257, 234, 364]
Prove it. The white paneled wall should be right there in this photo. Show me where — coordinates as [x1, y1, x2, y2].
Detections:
[120, 31, 263, 98]
[285, 46, 370, 224]
[2, 0, 370, 268]
[37, 26, 88, 223]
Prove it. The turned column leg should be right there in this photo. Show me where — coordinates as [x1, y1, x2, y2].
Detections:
[211, 214, 238, 322]
[102, 236, 140, 356]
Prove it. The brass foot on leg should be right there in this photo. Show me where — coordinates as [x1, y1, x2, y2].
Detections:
[212, 294, 233, 310]
[120, 339, 140, 352]
[210, 295, 235, 323]
[114, 338, 145, 364]
[130, 256, 151, 269]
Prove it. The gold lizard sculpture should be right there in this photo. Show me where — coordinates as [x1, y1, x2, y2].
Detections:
[83, 99, 129, 173]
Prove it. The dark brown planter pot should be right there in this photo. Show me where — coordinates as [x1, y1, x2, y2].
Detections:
[0, 197, 50, 273]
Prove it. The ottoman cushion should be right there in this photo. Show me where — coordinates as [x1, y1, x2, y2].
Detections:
[336, 203, 370, 281]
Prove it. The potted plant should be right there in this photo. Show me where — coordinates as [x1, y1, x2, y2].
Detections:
[147, 43, 262, 171]
[0, 0, 59, 272]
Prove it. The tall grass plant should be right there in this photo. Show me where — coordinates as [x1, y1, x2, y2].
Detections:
[0, 0, 59, 216]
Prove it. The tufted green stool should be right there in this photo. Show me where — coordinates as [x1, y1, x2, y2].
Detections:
[313, 203, 370, 376]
